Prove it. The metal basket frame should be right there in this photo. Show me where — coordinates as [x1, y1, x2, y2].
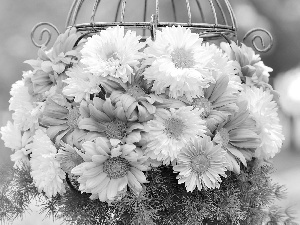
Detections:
[66, 0, 237, 41]
[30, 0, 273, 52]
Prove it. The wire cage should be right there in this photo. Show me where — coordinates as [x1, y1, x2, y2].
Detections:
[31, 0, 273, 52]
[66, 0, 237, 41]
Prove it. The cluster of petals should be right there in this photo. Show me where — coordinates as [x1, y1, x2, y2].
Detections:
[221, 41, 273, 90]
[0, 25, 285, 199]
[30, 129, 66, 198]
[80, 26, 145, 83]
[144, 106, 206, 164]
[174, 136, 227, 192]
[71, 137, 149, 202]
[239, 85, 284, 159]
[213, 101, 261, 173]
[143, 26, 216, 101]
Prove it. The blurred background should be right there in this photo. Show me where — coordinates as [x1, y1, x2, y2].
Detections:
[0, 0, 299, 224]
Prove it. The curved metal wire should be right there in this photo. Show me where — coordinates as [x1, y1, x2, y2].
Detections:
[243, 28, 273, 53]
[31, 22, 60, 48]
[186, 0, 192, 24]
[64, 0, 238, 41]
[31, 0, 273, 53]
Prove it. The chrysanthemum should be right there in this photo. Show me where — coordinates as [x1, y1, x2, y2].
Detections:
[63, 64, 102, 102]
[213, 101, 261, 173]
[40, 94, 83, 145]
[173, 136, 227, 192]
[110, 69, 163, 122]
[204, 43, 242, 92]
[0, 121, 32, 168]
[144, 106, 207, 164]
[221, 41, 272, 89]
[56, 142, 84, 174]
[78, 97, 144, 144]
[24, 69, 56, 95]
[239, 86, 284, 159]
[180, 74, 239, 133]
[143, 26, 215, 101]
[9, 79, 39, 131]
[80, 26, 145, 83]
[71, 137, 149, 202]
[25, 27, 81, 75]
[30, 129, 66, 197]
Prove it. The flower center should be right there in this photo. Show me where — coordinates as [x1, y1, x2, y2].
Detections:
[106, 51, 120, 61]
[191, 154, 210, 174]
[164, 117, 185, 139]
[60, 152, 83, 174]
[103, 156, 130, 179]
[105, 120, 127, 140]
[193, 97, 212, 119]
[127, 84, 146, 99]
[215, 128, 230, 147]
[171, 48, 195, 69]
[67, 107, 80, 129]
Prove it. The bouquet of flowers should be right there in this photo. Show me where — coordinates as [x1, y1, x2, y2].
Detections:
[0, 25, 295, 225]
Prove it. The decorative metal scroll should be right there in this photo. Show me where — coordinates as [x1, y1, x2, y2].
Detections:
[31, 22, 60, 48]
[243, 28, 273, 53]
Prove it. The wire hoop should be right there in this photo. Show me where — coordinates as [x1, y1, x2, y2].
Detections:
[243, 28, 273, 53]
[31, 22, 60, 48]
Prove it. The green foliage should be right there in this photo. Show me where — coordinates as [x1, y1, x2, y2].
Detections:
[0, 163, 39, 223]
[0, 160, 298, 225]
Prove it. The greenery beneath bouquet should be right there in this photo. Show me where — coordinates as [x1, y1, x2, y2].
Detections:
[0, 160, 297, 225]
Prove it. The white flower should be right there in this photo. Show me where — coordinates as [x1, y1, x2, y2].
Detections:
[71, 137, 149, 202]
[239, 86, 284, 159]
[173, 136, 227, 192]
[80, 26, 145, 83]
[30, 129, 66, 197]
[63, 64, 102, 102]
[221, 41, 272, 90]
[56, 143, 84, 174]
[143, 26, 215, 101]
[0, 121, 22, 150]
[78, 97, 144, 144]
[144, 106, 207, 164]
[213, 101, 261, 173]
[205, 43, 242, 92]
[25, 27, 81, 75]
[0, 121, 32, 168]
[9, 79, 38, 131]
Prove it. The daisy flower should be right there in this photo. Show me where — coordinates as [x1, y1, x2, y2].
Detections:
[204, 43, 242, 92]
[173, 136, 227, 192]
[0, 121, 32, 168]
[40, 94, 83, 145]
[221, 41, 273, 90]
[25, 27, 81, 75]
[9, 79, 39, 131]
[30, 129, 66, 198]
[144, 106, 206, 164]
[56, 142, 84, 174]
[62, 64, 102, 102]
[239, 86, 284, 159]
[213, 101, 261, 174]
[78, 97, 144, 144]
[80, 26, 145, 83]
[110, 69, 163, 122]
[143, 26, 215, 101]
[181, 74, 239, 133]
[24, 69, 56, 95]
[71, 137, 149, 202]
